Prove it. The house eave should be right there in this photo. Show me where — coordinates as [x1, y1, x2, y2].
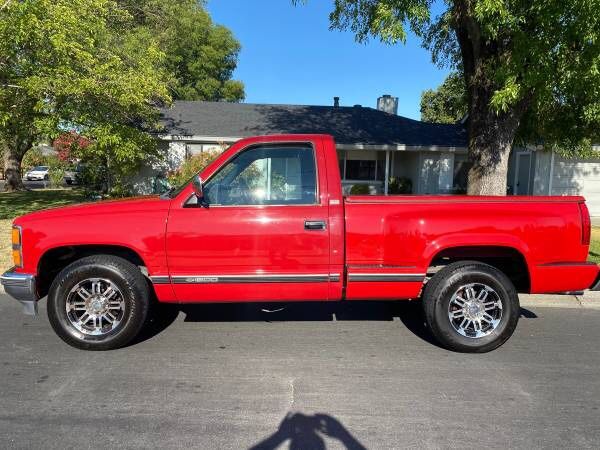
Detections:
[158, 134, 467, 152]
[336, 143, 468, 152]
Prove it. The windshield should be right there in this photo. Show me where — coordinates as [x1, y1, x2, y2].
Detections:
[32, 166, 48, 171]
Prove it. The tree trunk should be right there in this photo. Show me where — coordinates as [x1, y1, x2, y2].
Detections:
[466, 104, 522, 195]
[452, 1, 531, 196]
[3, 147, 25, 192]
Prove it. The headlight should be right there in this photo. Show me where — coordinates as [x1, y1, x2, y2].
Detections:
[12, 225, 22, 268]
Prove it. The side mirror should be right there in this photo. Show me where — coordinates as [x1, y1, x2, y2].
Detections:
[191, 174, 203, 198]
[191, 174, 208, 207]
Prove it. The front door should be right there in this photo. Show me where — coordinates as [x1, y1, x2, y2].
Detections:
[165, 142, 332, 302]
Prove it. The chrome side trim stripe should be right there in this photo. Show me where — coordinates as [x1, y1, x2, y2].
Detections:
[151, 273, 423, 284]
[348, 273, 425, 282]
[151, 274, 341, 284]
[149, 276, 170, 284]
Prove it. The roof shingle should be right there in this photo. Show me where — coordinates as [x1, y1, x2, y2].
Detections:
[159, 101, 467, 148]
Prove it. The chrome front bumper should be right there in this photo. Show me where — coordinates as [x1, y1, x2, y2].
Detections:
[1, 268, 39, 315]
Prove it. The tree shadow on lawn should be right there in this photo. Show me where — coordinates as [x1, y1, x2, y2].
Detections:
[134, 299, 537, 348]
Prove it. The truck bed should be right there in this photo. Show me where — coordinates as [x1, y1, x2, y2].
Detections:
[344, 195, 596, 296]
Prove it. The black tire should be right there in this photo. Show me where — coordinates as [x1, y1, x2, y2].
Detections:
[47, 255, 149, 350]
[422, 261, 520, 353]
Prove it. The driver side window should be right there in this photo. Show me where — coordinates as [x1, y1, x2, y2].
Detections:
[203, 144, 317, 206]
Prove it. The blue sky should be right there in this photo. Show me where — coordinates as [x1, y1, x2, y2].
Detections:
[207, 0, 450, 120]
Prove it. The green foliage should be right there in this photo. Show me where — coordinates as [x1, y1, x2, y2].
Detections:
[1, 0, 244, 193]
[420, 72, 467, 123]
[312, 0, 600, 164]
[349, 184, 371, 195]
[167, 151, 222, 188]
[0, 0, 171, 191]
[47, 164, 66, 189]
[388, 176, 412, 194]
[117, 0, 245, 101]
[22, 148, 52, 171]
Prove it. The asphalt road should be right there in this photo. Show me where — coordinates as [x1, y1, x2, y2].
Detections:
[0, 180, 56, 190]
[1, 295, 599, 449]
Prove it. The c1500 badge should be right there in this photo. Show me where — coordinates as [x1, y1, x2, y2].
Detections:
[186, 277, 219, 283]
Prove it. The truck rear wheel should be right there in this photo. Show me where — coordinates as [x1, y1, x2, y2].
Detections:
[422, 261, 520, 353]
[47, 255, 149, 350]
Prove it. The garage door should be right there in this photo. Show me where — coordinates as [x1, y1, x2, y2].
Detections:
[551, 156, 600, 216]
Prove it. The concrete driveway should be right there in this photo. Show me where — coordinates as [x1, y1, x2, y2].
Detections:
[1, 296, 599, 449]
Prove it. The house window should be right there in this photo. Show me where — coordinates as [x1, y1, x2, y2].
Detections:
[346, 160, 377, 180]
[453, 154, 471, 194]
[344, 152, 386, 181]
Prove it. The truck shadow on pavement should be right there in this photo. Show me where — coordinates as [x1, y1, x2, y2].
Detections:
[136, 300, 537, 348]
[248, 412, 367, 450]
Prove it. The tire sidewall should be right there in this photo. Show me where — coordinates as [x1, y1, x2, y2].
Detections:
[48, 258, 148, 350]
[428, 265, 520, 352]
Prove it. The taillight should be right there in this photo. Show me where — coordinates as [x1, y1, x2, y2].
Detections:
[579, 202, 591, 245]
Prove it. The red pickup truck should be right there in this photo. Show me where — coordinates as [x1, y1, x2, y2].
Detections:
[3, 134, 599, 352]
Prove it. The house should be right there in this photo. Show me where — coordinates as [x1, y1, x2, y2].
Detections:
[158, 97, 600, 215]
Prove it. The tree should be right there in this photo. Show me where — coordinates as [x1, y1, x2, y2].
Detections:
[420, 71, 467, 123]
[300, 0, 600, 195]
[118, 0, 245, 101]
[0, 0, 170, 191]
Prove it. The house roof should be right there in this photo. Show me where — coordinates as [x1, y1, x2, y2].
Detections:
[159, 101, 467, 148]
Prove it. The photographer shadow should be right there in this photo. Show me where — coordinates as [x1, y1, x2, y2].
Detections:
[249, 412, 367, 450]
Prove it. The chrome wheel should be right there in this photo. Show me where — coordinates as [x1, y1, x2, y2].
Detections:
[448, 283, 503, 339]
[65, 278, 126, 336]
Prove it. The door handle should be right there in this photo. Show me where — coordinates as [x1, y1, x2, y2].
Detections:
[305, 220, 327, 230]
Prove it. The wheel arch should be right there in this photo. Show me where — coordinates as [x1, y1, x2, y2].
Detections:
[426, 244, 531, 293]
[36, 244, 148, 298]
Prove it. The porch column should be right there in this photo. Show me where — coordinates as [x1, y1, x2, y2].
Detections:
[384, 150, 390, 195]
[438, 152, 454, 193]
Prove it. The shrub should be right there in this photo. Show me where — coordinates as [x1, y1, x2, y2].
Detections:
[22, 148, 52, 171]
[388, 176, 412, 194]
[349, 184, 371, 195]
[167, 151, 221, 188]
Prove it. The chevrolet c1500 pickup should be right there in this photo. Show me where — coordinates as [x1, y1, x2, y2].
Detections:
[3, 134, 599, 352]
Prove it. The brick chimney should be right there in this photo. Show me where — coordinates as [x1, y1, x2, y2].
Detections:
[377, 94, 398, 115]
[333, 96, 340, 108]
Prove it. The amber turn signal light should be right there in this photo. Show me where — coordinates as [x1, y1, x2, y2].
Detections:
[11, 227, 20, 246]
[12, 249, 22, 267]
[11, 226, 22, 267]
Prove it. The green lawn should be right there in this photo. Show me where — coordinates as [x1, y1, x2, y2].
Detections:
[589, 227, 600, 264]
[0, 188, 86, 271]
[0, 188, 86, 220]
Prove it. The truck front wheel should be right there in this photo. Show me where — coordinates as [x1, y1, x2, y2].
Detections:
[47, 255, 149, 350]
[422, 261, 520, 353]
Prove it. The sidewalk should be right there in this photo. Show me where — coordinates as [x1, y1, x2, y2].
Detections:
[519, 290, 600, 309]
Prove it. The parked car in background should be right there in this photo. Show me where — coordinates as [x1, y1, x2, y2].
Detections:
[24, 166, 49, 181]
[64, 164, 84, 185]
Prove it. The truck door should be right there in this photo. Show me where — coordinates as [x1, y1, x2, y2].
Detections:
[165, 140, 334, 302]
